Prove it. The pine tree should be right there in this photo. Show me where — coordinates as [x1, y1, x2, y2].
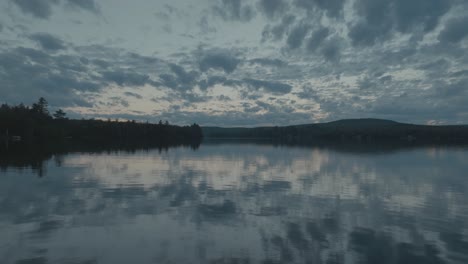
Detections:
[53, 109, 67, 120]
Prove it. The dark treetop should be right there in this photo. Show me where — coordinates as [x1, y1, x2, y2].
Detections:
[0, 98, 203, 145]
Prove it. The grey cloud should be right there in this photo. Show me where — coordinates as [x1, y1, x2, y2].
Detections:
[29, 33, 66, 51]
[348, 21, 392, 46]
[261, 14, 295, 42]
[107, 96, 129, 108]
[393, 0, 450, 33]
[213, 0, 256, 22]
[198, 16, 217, 34]
[180, 92, 212, 104]
[199, 50, 240, 73]
[450, 70, 468, 78]
[294, 0, 345, 18]
[66, 0, 100, 14]
[294, 85, 324, 102]
[349, 0, 393, 46]
[358, 73, 392, 91]
[154, 11, 170, 20]
[349, 0, 451, 46]
[196, 76, 292, 96]
[16, 46, 52, 64]
[12, 0, 100, 19]
[320, 39, 341, 61]
[12, 0, 59, 19]
[158, 64, 199, 91]
[38, 73, 100, 93]
[101, 71, 151, 87]
[248, 58, 287, 67]
[0, 47, 98, 107]
[159, 74, 179, 89]
[438, 16, 468, 43]
[217, 95, 232, 101]
[306, 27, 329, 51]
[242, 102, 262, 113]
[367, 91, 463, 123]
[91, 59, 110, 68]
[163, 4, 178, 15]
[286, 22, 310, 49]
[243, 78, 292, 95]
[198, 76, 230, 90]
[432, 78, 468, 98]
[257, 0, 289, 20]
[124, 92, 143, 99]
[419, 58, 450, 72]
[169, 64, 199, 86]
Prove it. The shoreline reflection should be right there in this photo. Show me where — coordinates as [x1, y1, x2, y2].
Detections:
[0, 141, 467, 263]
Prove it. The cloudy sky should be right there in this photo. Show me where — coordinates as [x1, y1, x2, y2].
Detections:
[0, 0, 467, 126]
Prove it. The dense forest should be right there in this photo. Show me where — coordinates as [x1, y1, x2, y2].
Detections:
[203, 119, 468, 143]
[0, 98, 203, 145]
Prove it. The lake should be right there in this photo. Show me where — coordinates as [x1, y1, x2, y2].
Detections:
[1, 141, 468, 264]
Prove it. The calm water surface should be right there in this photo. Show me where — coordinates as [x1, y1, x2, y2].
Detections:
[1, 142, 468, 264]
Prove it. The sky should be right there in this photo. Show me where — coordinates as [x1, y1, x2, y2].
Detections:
[0, 0, 467, 126]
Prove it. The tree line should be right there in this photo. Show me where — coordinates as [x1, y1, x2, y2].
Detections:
[202, 119, 468, 143]
[0, 97, 203, 145]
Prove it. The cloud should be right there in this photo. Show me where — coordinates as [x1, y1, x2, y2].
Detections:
[101, 70, 151, 87]
[243, 78, 292, 95]
[196, 75, 293, 96]
[66, 0, 100, 14]
[12, 0, 100, 19]
[320, 38, 342, 61]
[348, 0, 393, 46]
[197, 76, 230, 90]
[198, 16, 217, 34]
[294, 0, 345, 18]
[159, 74, 179, 90]
[213, 0, 256, 22]
[438, 16, 468, 43]
[261, 14, 295, 42]
[29, 33, 66, 51]
[306, 26, 329, 51]
[286, 22, 310, 49]
[248, 58, 287, 67]
[349, 0, 452, 46]
[0, 47, 97, 107]
[169, 64, 199, 86]
[3, 0, 468, 125]
[199, 50, 240, 73]
[12, 0, 59, 19]
[124, 92, 143, 99]
[0, 44, 168, 108]
[105, 96, 129, 108]
[158, 64, 200, 91]
[393, 0, 450, 33]
[257, 0, 289, 20]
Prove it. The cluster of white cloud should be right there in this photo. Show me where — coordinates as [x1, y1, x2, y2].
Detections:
[0, 0, 467, 125]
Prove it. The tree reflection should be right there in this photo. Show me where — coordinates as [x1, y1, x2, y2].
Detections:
[0, 142, 467, 263]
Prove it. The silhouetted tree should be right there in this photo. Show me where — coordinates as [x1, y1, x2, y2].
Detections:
[53, 109, 67, 120]
[31, 97, 50, 117]
[0, 97, 204, 144]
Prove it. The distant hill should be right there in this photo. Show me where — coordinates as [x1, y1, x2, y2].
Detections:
[202, 119, 468, 143]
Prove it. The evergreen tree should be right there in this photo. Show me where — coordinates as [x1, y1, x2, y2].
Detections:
[53, 109, 67, 120]
[32, 97, 50, 117]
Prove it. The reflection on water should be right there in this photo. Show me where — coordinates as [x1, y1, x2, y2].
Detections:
[0, 142, 468, 264]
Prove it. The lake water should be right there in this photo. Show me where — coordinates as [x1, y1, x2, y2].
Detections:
[1, 142, 468, 264]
